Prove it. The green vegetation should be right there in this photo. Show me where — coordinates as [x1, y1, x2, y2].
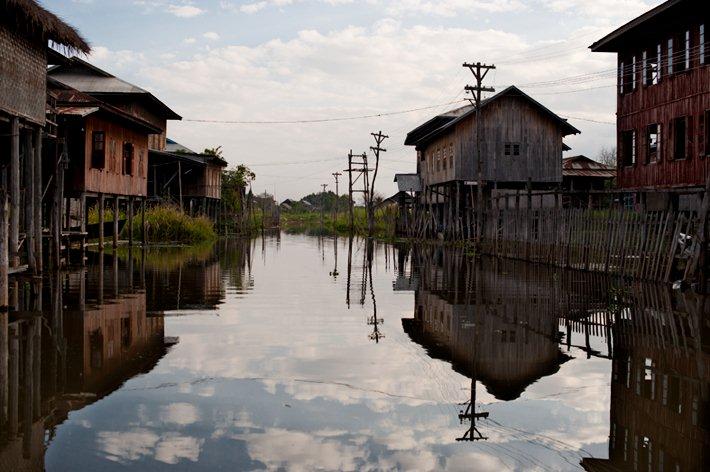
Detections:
[280, 205, 398, 240]
[136, 205, 216, 244]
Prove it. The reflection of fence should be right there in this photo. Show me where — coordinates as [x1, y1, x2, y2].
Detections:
[479, 208, 697, 282]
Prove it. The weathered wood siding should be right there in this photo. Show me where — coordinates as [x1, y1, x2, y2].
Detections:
[0, 25, 46, 124]
[616, 20, 710, 189]
[419, 95, 564, 187]
[67, 115, 149, 196]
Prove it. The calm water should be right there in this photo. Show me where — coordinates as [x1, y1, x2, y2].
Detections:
[1, 234, 708, 471]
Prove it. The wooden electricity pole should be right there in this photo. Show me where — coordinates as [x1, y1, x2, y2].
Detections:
[463, 62, 495, 241]
[345, 151, 368, 234]
[368, 131, 388, 237]
[332, 172, 341, 224]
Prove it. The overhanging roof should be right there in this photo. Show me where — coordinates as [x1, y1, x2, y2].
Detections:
[394, 173, 422, 192]
[150, 149, 228, 168]
[49, 57, 182, 120]
[405, 86, 580, 149]
[590, 0, 688, 52]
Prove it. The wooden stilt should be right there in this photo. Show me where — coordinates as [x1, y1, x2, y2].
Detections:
[8, 322, 18, 437]
[33, 128, 42, 273]
[80, 194, 86, 264]
[0, 171, 7, 428]
[113, 196, 119, 248]
[98, 194, 105, 251]
[141, 198, 147, 246]
[9, 118, 20, 268]
[128, 196, 134, 246]
[24, 131, 35, 273]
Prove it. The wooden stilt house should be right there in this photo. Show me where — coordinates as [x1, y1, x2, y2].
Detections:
[404, 86, 580, 233]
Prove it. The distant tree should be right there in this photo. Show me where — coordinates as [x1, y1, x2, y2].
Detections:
[597, 146, 617, 168]
[222, 164, 256, 215]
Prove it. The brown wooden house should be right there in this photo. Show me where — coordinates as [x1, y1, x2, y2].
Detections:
[591, 0, 710, 193]
[404, 86, 579, 230]
[0, 0, 89, 287]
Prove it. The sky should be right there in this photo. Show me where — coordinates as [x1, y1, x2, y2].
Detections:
[44, 0, 664, 200]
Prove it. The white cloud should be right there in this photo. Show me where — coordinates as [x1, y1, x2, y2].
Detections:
[167, 4, 205, 17]
[203, 31, 221, 41]
[160, 402, 200, 425]
[183, 37, 197, 44]
[386, 0, 526, 17]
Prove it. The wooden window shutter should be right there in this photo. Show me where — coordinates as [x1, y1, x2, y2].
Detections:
[667, 119, 673, 161]
[699, 113, 705, 157]
[687, 116, 694, 160]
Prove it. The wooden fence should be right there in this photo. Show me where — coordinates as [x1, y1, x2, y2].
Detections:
[478, 208, 698, 282]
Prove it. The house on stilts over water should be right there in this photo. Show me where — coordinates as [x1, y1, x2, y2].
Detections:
[402, 85, 579, 237]
[590, 0, 710, 211]
[47, 57, 182, 251]
[1, 0, 90, 296]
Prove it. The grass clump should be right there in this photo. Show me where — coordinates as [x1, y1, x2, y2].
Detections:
[137, 205, 216, 244]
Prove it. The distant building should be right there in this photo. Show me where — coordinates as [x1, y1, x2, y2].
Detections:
[562, 155, 616, 192]
[591, 0, 710, 192]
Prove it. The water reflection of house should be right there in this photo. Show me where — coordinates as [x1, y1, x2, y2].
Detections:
[144, 249, 224, 312]
[582, 290, 710, 472]
[0, 266, 170, 471]
[403, 251, 570, 400]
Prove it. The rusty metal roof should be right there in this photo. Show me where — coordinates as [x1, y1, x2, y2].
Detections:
[562, 155, 616, 178]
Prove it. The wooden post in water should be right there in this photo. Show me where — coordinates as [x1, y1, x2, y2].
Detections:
[8, 322, 18, 437]
[9, 118, 20, 268]
[141, 198, 147, 246]
[113, 196, 119, 249]
[128, 196, 134, 247]
[177, 162, 184, 213]
[98, 194, 105, 251]
[80, 194, 86, 264]
[33, 129, 42, 273]
[0, 169, 7, 429]
[24, 131, 35, 273]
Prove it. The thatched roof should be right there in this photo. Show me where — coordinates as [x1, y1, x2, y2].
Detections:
[2, 0, 90, 53]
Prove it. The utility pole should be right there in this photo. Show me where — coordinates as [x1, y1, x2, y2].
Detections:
[345, 151, 369, 234]
[368, 131, 388, 237]
[332, 172, 341, 224]
[320, 183, 328, 231]
[463, 62, 495, 241]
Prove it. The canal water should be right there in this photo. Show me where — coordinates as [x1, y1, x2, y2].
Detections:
[1, 234, 708, 471]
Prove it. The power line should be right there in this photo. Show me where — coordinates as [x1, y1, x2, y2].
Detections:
[182, 99, 467, 125]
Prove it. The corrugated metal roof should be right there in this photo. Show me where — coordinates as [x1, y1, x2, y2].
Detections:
[394, 173, 422, 192]
[56, 106, 99, 117]
[562, 155, 616, 178]
[165, 138, 195, 154]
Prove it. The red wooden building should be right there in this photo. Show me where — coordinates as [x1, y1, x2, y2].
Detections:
[591, 0, 709, 192]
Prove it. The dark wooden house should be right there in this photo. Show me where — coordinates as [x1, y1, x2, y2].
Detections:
[0, 0, 89, 289]
[404, 86, 579, 229]
[47, 58, 182, 249]
[562, 155, 616, 207]
[148, 140, 227, 221]
[591, 0, 710, 192]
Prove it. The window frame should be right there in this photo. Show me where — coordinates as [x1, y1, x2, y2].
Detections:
[645, 123, 660, 164]
[672, 116, 688, 160]
[122, 142, 134, 176]
[91, 131, 106, 170]
[621, 130, 637, 167]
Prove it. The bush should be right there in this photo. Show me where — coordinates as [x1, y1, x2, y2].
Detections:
[136, 205, 216, 244]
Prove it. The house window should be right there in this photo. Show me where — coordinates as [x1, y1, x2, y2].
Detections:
[685, 30, 691, 70]
[645, 48, 660, 85]
[504, 142, 521, 156]
[442, 146, 447, 170]
[667, 38, 674, 74]
[122, 142, 134, 175]
[621, 130, 636, 166]
[646, 124, 660, 163]
[91, 131, 105, 169]
[631, 56, 637, 90]
[657, 43, 662, 82]
[436, 148, 441, 172]
[672, 33, 689, 72]
[673, 116, 687, 159]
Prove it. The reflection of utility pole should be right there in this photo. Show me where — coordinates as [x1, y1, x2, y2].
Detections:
[346, 236, 353, 307]
[332, 172, 342, 225]
[330, 236, 339, 278]
[320, 183, 328, 231]
[457, 377, 489, 442]
[463, 62, 495, 240]
[365, 240, 384, 343]
[368, 131, 388, 237]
